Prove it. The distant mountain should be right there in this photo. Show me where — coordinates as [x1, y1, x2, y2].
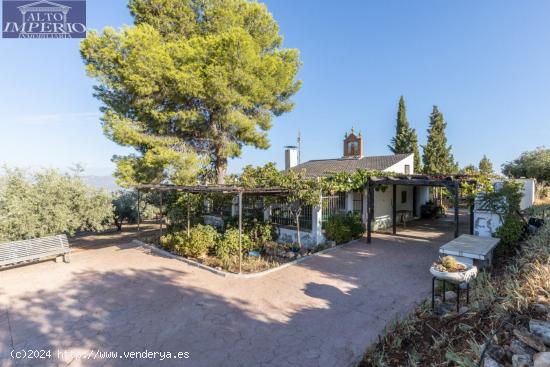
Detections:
[83, 175, 121, 192]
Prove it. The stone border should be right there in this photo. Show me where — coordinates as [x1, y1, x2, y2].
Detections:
[132, 239, 359, 279]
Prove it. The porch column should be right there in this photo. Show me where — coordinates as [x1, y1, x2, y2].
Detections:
[362, 188, 368, 223]
[159, 190, 163, 237]
[367, 182, 374, 244]
[312, 199, 323, 245]
[453, 182, 460, 238]
[345, 192, 354, 213]
[412, 186, 417, 217]
[136, 189, 140, 232]
[238, 192, 243, 274]
[469, 198, 475, 235]
[392, 184, 397, 235]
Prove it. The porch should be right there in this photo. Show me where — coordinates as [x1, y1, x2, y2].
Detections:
[285, 174, 477, 247]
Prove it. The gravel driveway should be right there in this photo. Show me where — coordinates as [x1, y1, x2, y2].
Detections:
[0, 219, 459, 366]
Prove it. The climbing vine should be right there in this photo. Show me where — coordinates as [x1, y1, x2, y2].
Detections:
[320, 169, 394, 194]
[477, 181, 523, 219]
[459, 173, 494, 201]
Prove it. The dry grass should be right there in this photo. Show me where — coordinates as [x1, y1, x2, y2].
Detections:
[499, 224, 550, 314]
[360, 224, 550, 367]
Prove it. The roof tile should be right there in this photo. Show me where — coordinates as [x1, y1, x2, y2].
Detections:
[290, 154, 411, 177]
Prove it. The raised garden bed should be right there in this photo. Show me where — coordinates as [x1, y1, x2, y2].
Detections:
[138, 233, 339, 276]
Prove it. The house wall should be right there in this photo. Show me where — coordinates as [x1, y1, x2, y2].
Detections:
[516, 178, 536, 210]
[368, 185, 414, 230]
[473, 212, 502, 237]
[416, 187, 430, 216]
[276, 227, 322, 248]
[359, 185, 430, 230]
[384, 153, 415, 174]
[274, 199, 325, 248]
[472, 178, 536, 237]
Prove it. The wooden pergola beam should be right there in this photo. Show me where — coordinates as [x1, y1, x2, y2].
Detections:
[134, 184, 290, 195]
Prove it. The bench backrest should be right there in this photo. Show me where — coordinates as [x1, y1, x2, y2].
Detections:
[0, 234, 70, 267]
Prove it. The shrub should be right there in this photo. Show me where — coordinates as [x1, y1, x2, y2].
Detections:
[224, 218, 274, 249]
[324, 213, 365, 244]
[433, 256, 466, 272]
[160, 224, 218, 259]
[215, 228, 253, 260]
[496, 215, 525, 247]
[248, 222, 275, 248]
[160, 232, 186, 253]
[186, 224, 218, 258]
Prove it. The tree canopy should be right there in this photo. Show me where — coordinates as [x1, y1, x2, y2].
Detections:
[460, 164, 479, 175]
[478, 155, 494, 176]
[422, 106, 457, 174]
[502, 148, 550, 182]
[81, 0, 301, 186]
[388, 96, 421, 171]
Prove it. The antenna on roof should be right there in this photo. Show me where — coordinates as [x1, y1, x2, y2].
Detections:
[297, 131, 302, 164]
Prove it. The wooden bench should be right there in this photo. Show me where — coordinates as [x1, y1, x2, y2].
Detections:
[0, 234, 71, 269]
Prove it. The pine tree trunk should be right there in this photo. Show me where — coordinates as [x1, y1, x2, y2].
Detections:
[214, 157, 227, 185]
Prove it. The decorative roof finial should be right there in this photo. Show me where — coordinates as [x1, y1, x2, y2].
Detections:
[351, 127, 355, 135]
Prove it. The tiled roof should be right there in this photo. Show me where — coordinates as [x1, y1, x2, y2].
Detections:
[290, 154, 411, 177]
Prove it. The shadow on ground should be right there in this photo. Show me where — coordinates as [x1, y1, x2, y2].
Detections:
[0, 214, 470, 367]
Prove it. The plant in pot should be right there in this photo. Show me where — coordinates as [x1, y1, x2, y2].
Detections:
[430, 256, 478, 283]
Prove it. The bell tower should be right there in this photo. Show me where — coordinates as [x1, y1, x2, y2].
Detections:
[343, 128, 363, 158]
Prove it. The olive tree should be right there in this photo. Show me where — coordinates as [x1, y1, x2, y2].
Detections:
[0, 168, 113, 242]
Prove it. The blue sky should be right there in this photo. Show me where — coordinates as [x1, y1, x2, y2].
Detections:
[1, 0, 549, 176]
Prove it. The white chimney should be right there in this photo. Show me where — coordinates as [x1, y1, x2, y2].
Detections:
[285, 146, 298, 170]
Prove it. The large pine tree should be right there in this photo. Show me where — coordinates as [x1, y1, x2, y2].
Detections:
[81, 0, 301, 185]
[422, 106, 457, 174]
[388, 96, 421, 172]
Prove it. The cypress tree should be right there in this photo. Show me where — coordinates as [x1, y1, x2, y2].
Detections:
[478, 155, 494, 175]
[388, 96, 422, 172]
[422, 106, 456, 174]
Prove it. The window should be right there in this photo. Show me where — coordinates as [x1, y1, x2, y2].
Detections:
[404, 164, 411, 175]
[271, 205, 312, 230]
[401, 190, 407, 204]
[348, 141, 358, 155]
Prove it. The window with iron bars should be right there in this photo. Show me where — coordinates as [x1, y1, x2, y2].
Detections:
[321, 192, 346, 223]
[352, 191, 363, 215]
[270, 205, 313, 230]
[322, 191, 363, 226]
[242, 196, 265, 221]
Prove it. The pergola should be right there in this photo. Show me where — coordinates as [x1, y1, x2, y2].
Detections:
[134, 184, 290, 273]
[365, 174, 476, 244]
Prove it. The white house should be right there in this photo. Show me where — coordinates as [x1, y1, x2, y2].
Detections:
[275, 129, 431, 246]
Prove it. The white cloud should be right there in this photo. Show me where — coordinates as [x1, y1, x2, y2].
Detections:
[12, 112, 101, 125]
